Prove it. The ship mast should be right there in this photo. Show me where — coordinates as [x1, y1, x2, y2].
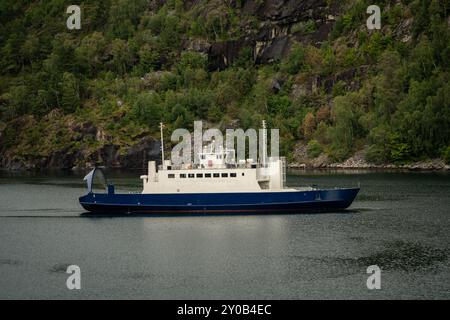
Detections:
[159, 122, 165, 169]
[262, 120, 267, 167]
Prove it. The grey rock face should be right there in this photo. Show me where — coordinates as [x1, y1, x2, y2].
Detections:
[205, 0, 329, 70]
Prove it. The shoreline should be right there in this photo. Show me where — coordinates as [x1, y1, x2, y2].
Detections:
[288, 161, 450, 171]
[1, 163, 449, 173]
[289, 148, 449, 171]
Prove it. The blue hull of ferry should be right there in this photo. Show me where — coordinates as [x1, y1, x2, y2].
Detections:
[79, 188, 359, 214]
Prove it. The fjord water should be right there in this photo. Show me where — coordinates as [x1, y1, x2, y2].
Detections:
[0, 170, 449, 299]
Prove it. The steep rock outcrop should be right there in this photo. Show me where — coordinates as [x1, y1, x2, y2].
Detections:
[0, 114, 161, 170]
[206, 0, 330, 70]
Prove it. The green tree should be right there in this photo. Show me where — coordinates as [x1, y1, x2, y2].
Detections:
[107, 0, 148, 39]
[307, 139, 322, 158]
[373, 51, 404, 121]
[109, 39, 133, 75]
[281, 43, 306, 75]
[328, 95, 355, 161]
[7, 85, 30, 117]
[138, 44, 161, 74]
[61, 72, 80, 113]
[75, 32, 107, 76]
[132, 92, 163, 128]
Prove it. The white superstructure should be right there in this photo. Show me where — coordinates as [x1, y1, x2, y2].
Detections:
[139, 122, 293, 194]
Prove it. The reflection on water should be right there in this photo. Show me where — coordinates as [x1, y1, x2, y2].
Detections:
[0, 169, 449, 299]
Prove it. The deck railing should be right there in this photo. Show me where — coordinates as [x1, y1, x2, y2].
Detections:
[158, 163, 261, 171]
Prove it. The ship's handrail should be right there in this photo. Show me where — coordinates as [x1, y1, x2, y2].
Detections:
[157, 163, 262, 171]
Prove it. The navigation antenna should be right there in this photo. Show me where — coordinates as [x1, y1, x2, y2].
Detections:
[159, 122, 165, 169]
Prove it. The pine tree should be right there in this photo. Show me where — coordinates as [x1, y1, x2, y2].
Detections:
[61, 72, 80, 113]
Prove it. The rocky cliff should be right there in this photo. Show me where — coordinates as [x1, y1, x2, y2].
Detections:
[0, 112, 161, 170]
[198, 0, 334, 70]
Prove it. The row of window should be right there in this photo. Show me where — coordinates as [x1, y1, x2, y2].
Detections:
[168, 172, 244, 179]
[200, 154, 225, 160]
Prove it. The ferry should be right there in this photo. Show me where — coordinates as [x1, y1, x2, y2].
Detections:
[79, 123, 359, 214]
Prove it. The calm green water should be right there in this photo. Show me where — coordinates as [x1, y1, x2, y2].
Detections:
[0, 169, 449, 299]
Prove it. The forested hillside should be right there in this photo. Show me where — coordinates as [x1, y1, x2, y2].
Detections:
[0, 0, 449, 170]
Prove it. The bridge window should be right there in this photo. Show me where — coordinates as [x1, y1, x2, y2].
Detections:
[205, 173, 211, 178]
[188, 174, 194, 178]
[213, 173, 220, 178]
[168, 174, 175, 179]
[196, 173, 203, 178]
[221, 173, 228, 178]
[230, 173, 237, 177]
[180, 174, 186, 178]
